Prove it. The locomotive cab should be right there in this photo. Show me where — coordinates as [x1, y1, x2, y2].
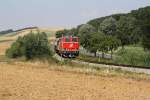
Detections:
[55, 36, 79, 58]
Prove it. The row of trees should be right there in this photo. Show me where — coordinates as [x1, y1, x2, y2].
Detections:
[56, 6, 150, 58]
[0, 29, 14, 35]
[78, 22, 120, 58]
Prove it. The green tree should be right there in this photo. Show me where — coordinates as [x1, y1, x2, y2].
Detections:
[116, 16, 137, 48]
[55, 29, 69, 38]
[90, 32, 105, 57]
[131, 6, 150, 50]
[90, 32, 120, 58]
[106, 35, 121, 58]
[99, 17, 117, 35]
[6, 32, 52, 59]
[78, 24, 96, 53]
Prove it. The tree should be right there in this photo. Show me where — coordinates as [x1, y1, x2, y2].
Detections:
[55, 29, 69, 38]
[55, 28, 78, 38]
[106, 35, 121, 58]
[6, 32, 52, 59]
[78, 24, 96, 54]
[131, 6, 150, 50]
[90, 32, 120, 58]
[99, 17, 117, 35]
[90, 32, 106, 57]
[116, 16, 137, 48]
[68, 28, 78, 36]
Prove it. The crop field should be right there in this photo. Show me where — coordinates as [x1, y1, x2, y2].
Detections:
[0, 60, 150, 100]
[0, 27, 61, 43]
[0, 29, 150, 100]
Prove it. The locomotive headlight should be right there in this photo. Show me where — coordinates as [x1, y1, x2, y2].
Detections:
[69, 44, 73, 48]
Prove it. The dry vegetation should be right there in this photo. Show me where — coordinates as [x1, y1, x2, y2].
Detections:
[0, 29, 150, 100]
[0, 42, 11, 56]
[0, 61, 150, 100]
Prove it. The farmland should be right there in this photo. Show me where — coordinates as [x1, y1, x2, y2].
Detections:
[0, 29, 150, 100]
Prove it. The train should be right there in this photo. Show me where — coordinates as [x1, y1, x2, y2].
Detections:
[54, 36, 79, 58]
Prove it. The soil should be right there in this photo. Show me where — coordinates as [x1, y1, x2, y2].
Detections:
[0, 62, 150, 100]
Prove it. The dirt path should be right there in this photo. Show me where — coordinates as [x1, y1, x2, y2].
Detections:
[0, 62, 150, 100]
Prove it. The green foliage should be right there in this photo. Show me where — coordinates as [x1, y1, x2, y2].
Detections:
[78, 54, 113, 63]
[116, 16, 137, 47]
[131, 6, 150, 50]
[99, 17, 117, 35]
[57, 6, 150, 67]
[90, 32, 120, 58]
[6, 32, 52, 59]
[0, 29, 14, 35]
[87, 14, 126, 31]
[78, 24, 96, 52]
[55, 29, 68, 38]
[114, 46, 150, 66]
[55, 28, 78, 38]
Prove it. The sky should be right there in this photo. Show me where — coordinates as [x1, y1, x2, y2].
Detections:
[0, 0, 150, 30]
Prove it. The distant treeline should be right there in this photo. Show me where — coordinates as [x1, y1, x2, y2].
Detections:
[56, 6, 150, 56]
[0, 29, 14, 35]
[14, 27, 38, 32]
[0, 27, 38, 35]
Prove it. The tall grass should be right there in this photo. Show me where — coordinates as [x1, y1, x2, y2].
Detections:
[114, 46, 150, 67]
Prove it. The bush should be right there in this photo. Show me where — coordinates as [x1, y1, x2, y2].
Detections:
[6, 32, 52, 59]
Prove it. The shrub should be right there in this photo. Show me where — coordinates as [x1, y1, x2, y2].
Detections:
[6, 32, 52, 59]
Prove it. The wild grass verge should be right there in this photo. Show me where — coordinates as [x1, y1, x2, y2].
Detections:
[114, 46, 150, 67]
[54, 58, 150, 81]
[1, 53, 150, 81]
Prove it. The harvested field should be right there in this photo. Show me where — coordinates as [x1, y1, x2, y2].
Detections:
[0, 42, 12, 56]
[0, 62, 150, 100]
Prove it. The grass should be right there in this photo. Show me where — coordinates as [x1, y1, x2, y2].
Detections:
[0, 33, 150, 80]
[0, 39, 14, 43]
[53, 58, 150, 80]
[77, 54, 113, 63]
[114, 46, 150, 67]
[79, 46, 150, 67]
[0, 53, 150, 81]
[4, 32, 18, 37]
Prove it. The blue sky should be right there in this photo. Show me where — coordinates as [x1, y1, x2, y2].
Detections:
[0, 0, 150, 30]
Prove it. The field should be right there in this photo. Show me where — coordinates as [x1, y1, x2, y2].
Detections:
[0, 29, 150, 100]
[0, 61, 150, 100]
[0, 27, 63, 43]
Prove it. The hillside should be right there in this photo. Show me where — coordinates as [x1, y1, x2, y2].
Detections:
[0, 27, 63, 43]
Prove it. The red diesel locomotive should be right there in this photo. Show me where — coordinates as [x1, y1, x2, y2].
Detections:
[54, 36, 79, 58]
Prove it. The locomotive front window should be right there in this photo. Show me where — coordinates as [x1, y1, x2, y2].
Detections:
[66, 37, 70, 42]
[72, 38, 77, 42]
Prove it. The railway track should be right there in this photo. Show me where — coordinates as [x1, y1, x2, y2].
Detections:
[51, 39, 150, 74]
[77, 58, 150, 69]
[54, 53, 150, 74]
[73, 58, 150, 74]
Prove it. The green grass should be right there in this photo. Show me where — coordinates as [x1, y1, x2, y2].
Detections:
[78, 45, 150, 67]
[77, 54, 113, 63]
[57, 58, 150, 80]
[114, 46, 150, 67]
